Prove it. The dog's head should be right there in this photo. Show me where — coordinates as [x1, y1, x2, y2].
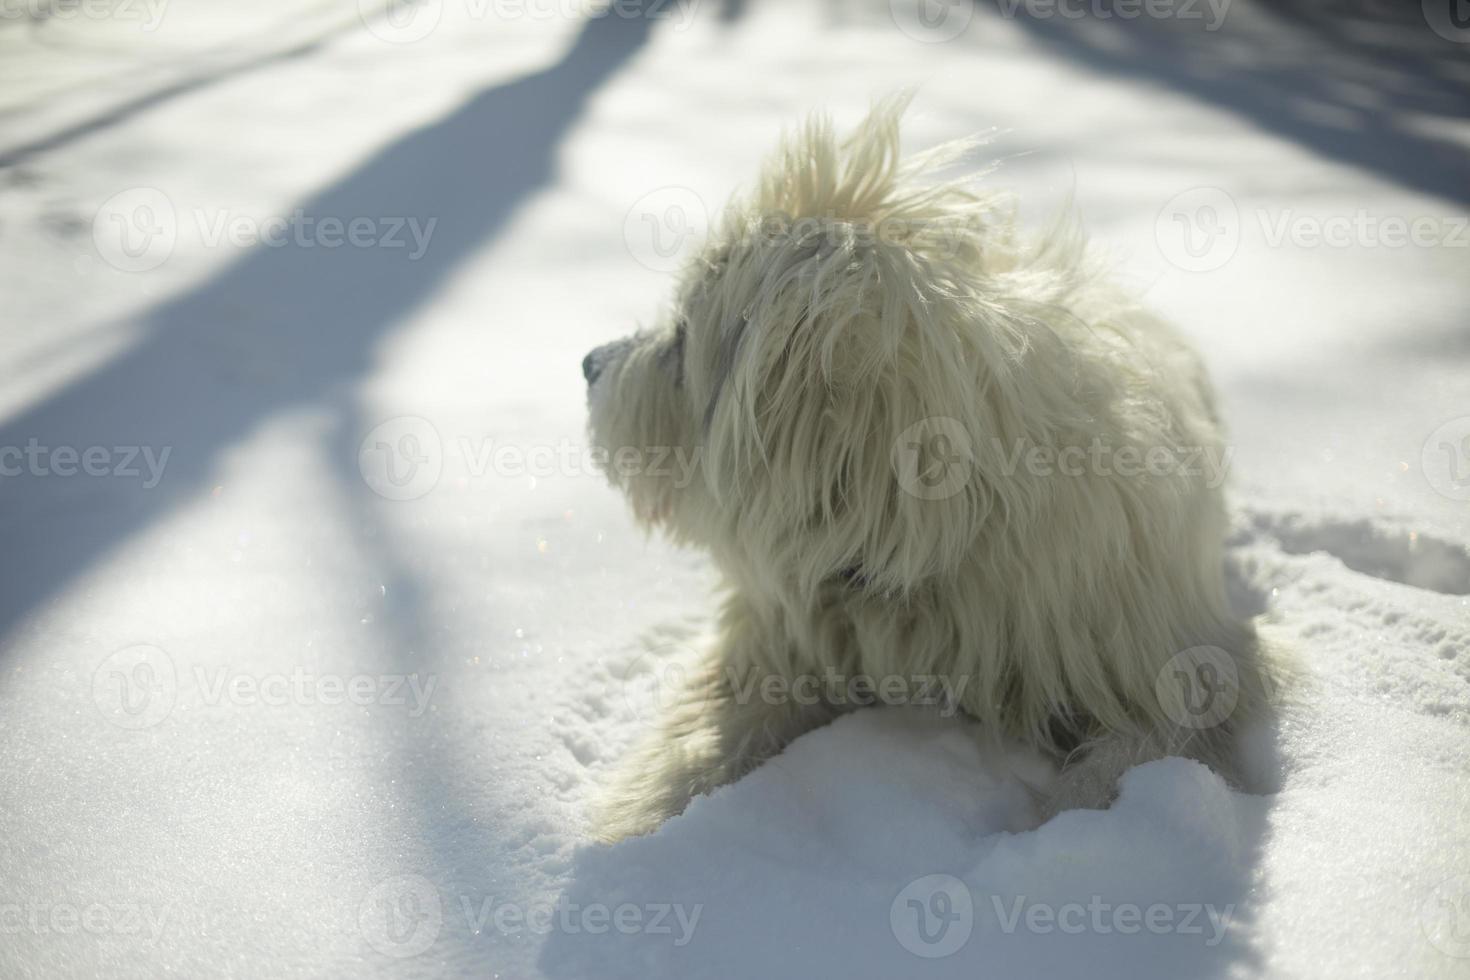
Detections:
[585, 96, 1039, 599]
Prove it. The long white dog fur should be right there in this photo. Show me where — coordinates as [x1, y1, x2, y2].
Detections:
[583, 94, 1279, 842]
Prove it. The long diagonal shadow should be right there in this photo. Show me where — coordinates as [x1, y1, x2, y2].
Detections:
[0, 9, 658, 645]
[0, 17, 361, 171]
[999, 0, 1470, 206]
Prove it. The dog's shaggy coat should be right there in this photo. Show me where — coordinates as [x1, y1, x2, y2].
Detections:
[584, 95, 1277, 842]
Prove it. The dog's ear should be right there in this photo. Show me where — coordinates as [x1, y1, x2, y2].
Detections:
[694, 96, 1052, 597]
[702, 227, 1001, 599]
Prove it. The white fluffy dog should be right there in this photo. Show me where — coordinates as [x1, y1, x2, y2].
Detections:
[584, 96, 1276, 842]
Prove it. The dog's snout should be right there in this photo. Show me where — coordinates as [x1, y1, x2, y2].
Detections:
[584, 339, 631, 386]
[582, 349, 601, 385]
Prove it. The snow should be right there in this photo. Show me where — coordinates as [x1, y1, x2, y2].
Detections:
[1, 1, 1467, 977]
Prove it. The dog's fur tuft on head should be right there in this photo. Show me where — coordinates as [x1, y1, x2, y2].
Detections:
[584, 94, 1281, 842]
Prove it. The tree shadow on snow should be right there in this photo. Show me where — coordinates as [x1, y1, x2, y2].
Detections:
[0, 2, 765, 970]
[993, 0, 1470, 205]
[0, 3, 673, 965]
[0, 6, 662, 646]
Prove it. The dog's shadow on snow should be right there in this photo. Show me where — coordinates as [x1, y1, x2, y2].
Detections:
[540, 566, 1286, 980]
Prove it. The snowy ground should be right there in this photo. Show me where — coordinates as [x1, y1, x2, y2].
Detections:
[1, 1, 1468, 977]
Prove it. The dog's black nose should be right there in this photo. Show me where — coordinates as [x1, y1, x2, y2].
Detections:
[582, 350, 601, 385]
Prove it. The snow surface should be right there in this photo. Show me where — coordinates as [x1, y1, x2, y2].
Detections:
[1, 1, 1468, 977]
